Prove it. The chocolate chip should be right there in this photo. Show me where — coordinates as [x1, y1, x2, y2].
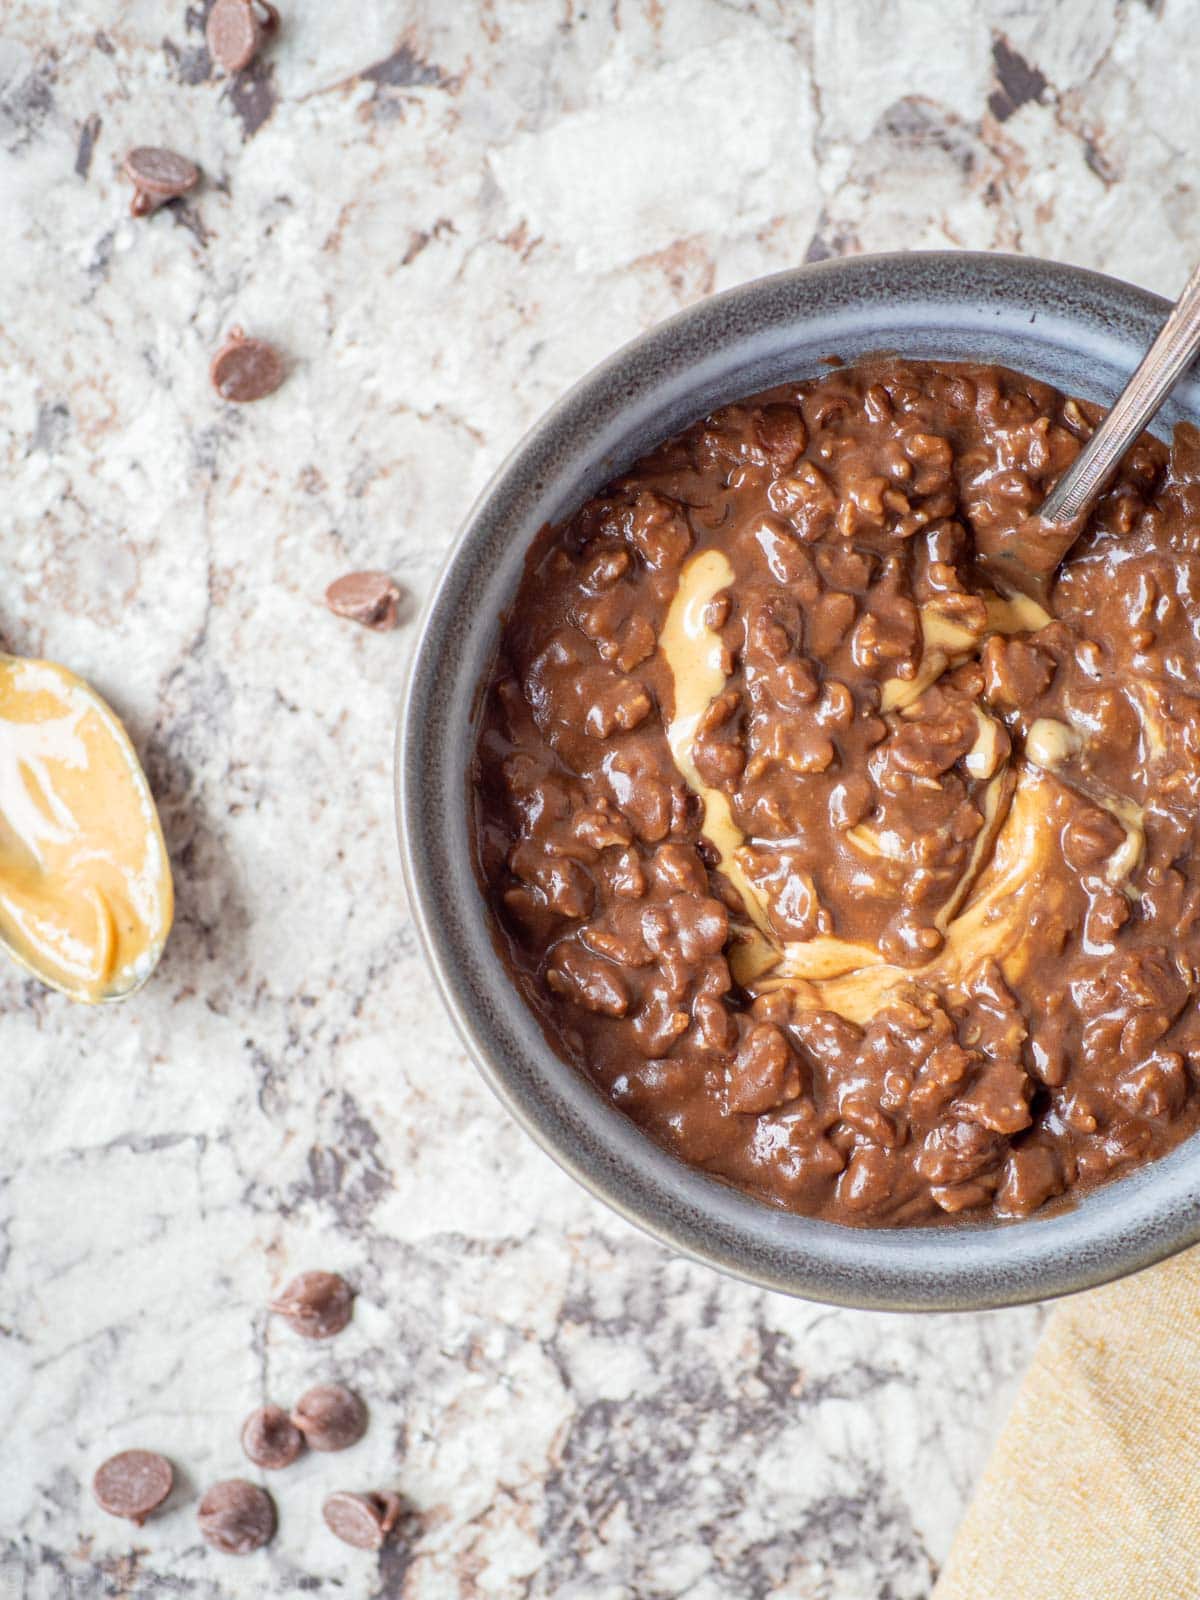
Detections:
[92, 1450, 173, 1525]
[122, 147, 200, 217]
[210, 328, 285, 403]
[206, 0, 280, 75]
[322, 1490, 404, 1551]
[291, 1384, 367, 1452]
[325, 571, 403, 631]
[269, 1270, 354, 1339]
[197, 1479, 277, 1555]
[241, 1404, 304, 1470]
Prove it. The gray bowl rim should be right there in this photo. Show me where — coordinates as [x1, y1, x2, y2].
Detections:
[397, 249, 1200, 1312]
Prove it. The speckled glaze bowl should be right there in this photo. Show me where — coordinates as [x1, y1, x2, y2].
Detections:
[397, 251, 1200, 1312]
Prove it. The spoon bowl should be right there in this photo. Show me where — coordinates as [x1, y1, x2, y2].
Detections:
[0, 654, 173, 1003]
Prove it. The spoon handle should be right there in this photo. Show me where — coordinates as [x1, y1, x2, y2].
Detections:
[1040, 258, 1200, 525]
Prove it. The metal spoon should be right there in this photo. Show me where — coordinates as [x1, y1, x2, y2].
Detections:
[1043, 258, 1200, 522]
[980, 257, 1200, 593]
[0, 653, 174, 1003]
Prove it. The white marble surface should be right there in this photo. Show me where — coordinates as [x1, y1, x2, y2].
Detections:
[0, 1, 1196, 1594]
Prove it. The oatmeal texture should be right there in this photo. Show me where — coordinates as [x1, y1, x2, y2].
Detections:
[475, 359, 1200, 1225]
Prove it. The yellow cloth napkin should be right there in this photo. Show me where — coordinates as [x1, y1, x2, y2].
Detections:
[934, 1246, 1200, 1599]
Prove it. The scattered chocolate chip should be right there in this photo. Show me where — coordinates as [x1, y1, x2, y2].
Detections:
[322, 1490, 404, 1551]
[206, 0, 280, 75]
[324, 571, 403, 631]
[241, 1404, 304, 1470]
[197, 1479, 277, 1555]
[92, 1450, 173, 1525]
[292, 1384, 367, 1452]
[122, 147, 200, 217]
[269, 1270, 354, 1339]
[210, 327, 285, 403]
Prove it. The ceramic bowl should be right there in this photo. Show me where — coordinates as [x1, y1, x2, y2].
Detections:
[397, 250, 1200, 1311]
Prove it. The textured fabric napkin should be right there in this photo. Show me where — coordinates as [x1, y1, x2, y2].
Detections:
[934, 1245, 1200, 1599]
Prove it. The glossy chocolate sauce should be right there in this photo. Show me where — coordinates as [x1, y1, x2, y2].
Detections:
[473, 359, 1200, 1224]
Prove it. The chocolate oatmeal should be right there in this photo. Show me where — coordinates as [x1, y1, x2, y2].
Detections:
[472, 359, 1200, 1225]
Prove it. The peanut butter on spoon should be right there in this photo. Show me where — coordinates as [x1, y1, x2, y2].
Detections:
[0, 656, 173, 1002]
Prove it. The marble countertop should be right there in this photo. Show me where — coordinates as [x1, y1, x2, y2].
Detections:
[0, 1, 1194, 1594]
